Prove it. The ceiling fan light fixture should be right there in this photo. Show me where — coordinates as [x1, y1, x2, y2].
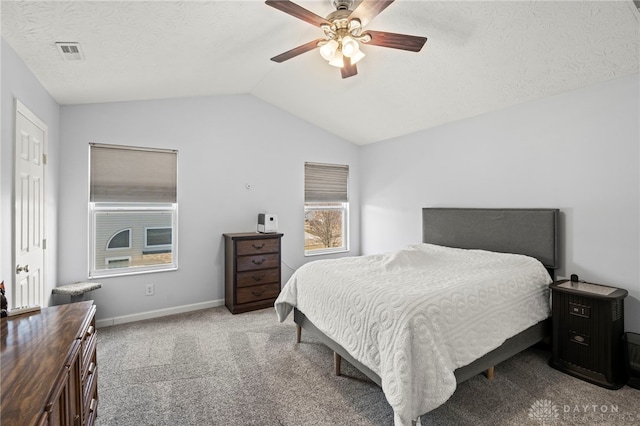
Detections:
[341, 36, 359, 57]
[320, 39, 339, 60]
[348, 18, 361, 32]
[350, 49, 365, 65]
[328, 50, 345, 68]
[265, 0, 428, 79]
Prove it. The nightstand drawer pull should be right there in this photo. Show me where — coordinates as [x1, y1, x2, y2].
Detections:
[252, 274, 264, 281]
[570, 332, 590, 346]
[251, 289, 265, 297]
[252, 243, 265, 249]
[252, 258, 265, 265]
[86, 325, 94, 337]
[88, 362, 96, 375]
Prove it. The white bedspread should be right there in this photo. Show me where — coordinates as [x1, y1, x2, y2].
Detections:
[275, 243, 551, 426]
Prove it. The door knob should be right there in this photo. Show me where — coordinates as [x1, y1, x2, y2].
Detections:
[16, 264, 29, 274]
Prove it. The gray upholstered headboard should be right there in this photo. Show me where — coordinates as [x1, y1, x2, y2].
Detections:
[422, 208, 559, 269]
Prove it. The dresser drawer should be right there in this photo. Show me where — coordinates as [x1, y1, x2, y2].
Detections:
[236, 238, 279, 256]
[237, 253, 279, 272]
[237, 269, 280, 288]
[237, 283, 280, 304]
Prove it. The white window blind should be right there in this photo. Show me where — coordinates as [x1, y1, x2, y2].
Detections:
[90, 144, 177, 203]
[304, 162, 349, 202]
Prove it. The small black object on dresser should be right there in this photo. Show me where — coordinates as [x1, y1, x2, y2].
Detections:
[224, 232, 284, 314]
[549, 279, 628, 389]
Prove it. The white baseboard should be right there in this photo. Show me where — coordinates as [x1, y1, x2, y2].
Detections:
[96, 299, 225, 328]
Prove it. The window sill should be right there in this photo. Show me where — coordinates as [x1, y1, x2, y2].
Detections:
[304, 248, 349, 257]
[89, 265, 178, 279]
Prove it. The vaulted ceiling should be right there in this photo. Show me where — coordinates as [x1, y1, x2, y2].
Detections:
[2, 1, 639, 145]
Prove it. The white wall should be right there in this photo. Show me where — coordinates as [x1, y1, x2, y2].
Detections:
[360, 74, 640, 331]
[58, 95, 360, 322]
[1, 37, 60, 307]
[4, 32, 638, 331]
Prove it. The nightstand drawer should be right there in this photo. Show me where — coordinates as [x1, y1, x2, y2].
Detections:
[237, 283, 280, 304]
[237, 253, 279, 272]
[236, 238, 279, 256]
[237, 269, 280, 287]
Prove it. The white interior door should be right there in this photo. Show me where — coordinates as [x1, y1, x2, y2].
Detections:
[14, 100, 47, 309]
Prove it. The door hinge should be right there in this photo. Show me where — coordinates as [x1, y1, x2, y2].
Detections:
[43, 239, 47, 249]
[43, 154, 47, 165]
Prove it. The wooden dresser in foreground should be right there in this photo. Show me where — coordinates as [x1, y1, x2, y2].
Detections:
[1, 301, 98, 426]
[224, 232, 283, 314]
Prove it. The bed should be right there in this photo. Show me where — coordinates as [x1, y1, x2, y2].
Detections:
[275, 208, 559, 426]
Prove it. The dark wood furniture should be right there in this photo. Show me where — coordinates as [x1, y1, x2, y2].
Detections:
[1, 301, 98, 426]
[224, 232, 283, 314]
[549, 279, 628, 389]
[294, 208, 559, 397]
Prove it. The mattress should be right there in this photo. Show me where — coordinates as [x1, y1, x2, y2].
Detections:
[275, 243, 551, 425]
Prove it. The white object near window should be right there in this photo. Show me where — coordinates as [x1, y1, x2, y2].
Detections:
[304, 162, 349, 256]
[89, 143, 178, 278]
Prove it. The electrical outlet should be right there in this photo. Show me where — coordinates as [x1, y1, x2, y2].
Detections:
[145, 283, 154, 296]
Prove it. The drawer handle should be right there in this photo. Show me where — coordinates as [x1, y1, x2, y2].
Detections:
[88, 362, 96, 375]
[251, 258, 265, 265]
[252, 243, 265, 249]
[86, 325, 95, 337]
[252, 274, 264, 282]
[251, 289, 265, 297]
[90, 398, 98, 413]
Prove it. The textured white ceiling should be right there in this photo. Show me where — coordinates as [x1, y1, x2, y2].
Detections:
[2, 0, 639, 145]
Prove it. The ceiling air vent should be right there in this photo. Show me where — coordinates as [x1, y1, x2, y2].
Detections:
[55, 42, 85, 61]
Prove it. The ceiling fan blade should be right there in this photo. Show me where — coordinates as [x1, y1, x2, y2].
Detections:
[363, 30, 427, 52]
[349, 0, 395, 27]
[265, 0, 331, 27]
[270, 39, 323, 63]
[341, 57, 358, 79]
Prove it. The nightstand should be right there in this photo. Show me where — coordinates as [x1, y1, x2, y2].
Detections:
[549, 279, 628, 389]
[223, 232, 283, 314]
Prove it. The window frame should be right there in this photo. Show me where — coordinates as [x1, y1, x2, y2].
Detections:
[304, 201, 349, 256]
[89, 203, 178, 278]
[303, 162, 350, 257]
[88, 143, 178, 279]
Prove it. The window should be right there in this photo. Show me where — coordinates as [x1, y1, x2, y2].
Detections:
[107, 229, 131, 250]
[106, 256, 131, 269]
[304, 162, 349, 256]
[89, 144, 178, 278]
[145, 227, 172, 250]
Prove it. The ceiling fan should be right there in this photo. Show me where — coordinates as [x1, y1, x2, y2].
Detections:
[265, 0, 427, 79]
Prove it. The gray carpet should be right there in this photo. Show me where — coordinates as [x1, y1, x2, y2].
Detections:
[96, 307, 639, 425]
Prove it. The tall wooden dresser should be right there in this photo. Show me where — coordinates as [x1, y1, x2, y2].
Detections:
[224, 232, 283, 314]
[1, 301, 98, 426]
